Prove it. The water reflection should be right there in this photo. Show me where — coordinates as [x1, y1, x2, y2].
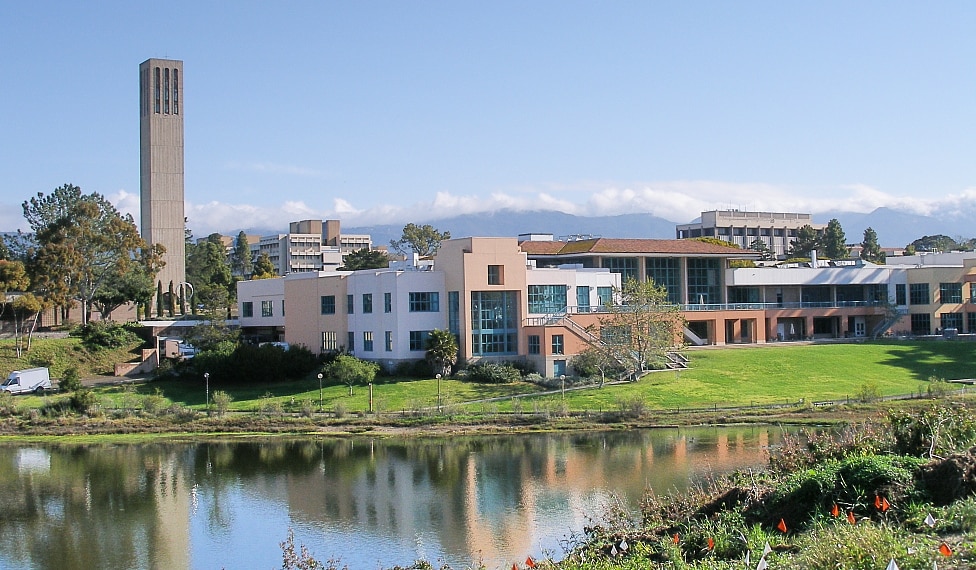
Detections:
[0, 426, 786, 569]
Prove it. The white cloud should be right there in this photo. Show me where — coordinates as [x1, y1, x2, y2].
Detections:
[104, 181, 976, 238]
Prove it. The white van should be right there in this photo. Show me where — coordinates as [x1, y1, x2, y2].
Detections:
[1, 368, 52, 395]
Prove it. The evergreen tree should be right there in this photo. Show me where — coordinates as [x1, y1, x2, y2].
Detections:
[339, 248, 389, 271]
[822, 218, 848, 259]
[860, 227, 885, 263]
[251, 252, 277, 279]
[788, 224, 820, 258]
[231, 231, 253, 278]
[748, 238, 774, 261]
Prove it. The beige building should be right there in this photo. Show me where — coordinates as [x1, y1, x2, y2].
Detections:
[676, 210, 827, 257]
[139, 58, 185, 292]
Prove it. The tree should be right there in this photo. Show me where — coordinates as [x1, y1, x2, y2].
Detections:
[589, 278, 685, 381]
[747, 238, 774, 261]
[195, 282, 230, 322]
[425, 329, 458, 377]
[11, 293, 44, 356]
[22, 184, 155, 325]
[186, 232, 234, 314]
[251, 252, 277, 279]
[389, 223, 451, 258]
[906, 234, 957, 254]
[822, 219, 848, 259]
[231, 231, 253, 278]
[324, 354, 379, 396]
[860, 227, 885, 263]
[571, 346, 624, 387]
[788, 224, 820, 258]
[339, 248, 389, 271]
[0, 260, 30, 321]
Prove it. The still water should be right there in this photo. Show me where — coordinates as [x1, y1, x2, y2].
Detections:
[0, 426, 788, 569]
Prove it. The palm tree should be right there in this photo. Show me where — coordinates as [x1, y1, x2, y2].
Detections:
[425, 329, 458, 377]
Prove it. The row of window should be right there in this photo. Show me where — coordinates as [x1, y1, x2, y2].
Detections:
[320, 330, 433, 352]
[241, 300, 283, 318]
[527, 334, 564, 355]
[320, 292, 437, 315]
[141, 66, 180, 116]
[910, 312, 976, 335]
[897, 283, 976, 306]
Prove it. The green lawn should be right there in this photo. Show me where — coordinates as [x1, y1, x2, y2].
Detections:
[15, 339, 976, 416]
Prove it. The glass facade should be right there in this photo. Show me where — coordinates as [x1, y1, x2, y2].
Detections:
[941, 313, 963, 331]
[687, 258, 721, 304]
[909, 283, 929, 305]
[940, 283, 963, 304]
[527, 285, 567, 314]
[601, 257, 639, 283]
[645, 258, 681, 303]
[470, 291, 518, 355]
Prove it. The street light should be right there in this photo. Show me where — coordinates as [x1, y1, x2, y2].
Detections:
[317, 373, 323, 412]
[560, 375, 566, 399]
[203, 372, 210, 415]
[436, 373, 442, 411]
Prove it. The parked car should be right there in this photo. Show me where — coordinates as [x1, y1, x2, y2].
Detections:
[1, 368, 52, 395]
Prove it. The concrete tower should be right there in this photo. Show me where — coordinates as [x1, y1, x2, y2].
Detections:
[139, 58, 185, 296]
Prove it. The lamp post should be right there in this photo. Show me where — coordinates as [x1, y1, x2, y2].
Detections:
[317, 373, 323, 412]
[203, 372, 210, 415]
[436, 373, 442, 411]
[560, 375, 566, 399]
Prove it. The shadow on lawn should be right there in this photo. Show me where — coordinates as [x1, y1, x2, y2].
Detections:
[875, 339, 975, 381]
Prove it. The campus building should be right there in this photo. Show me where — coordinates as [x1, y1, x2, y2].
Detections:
[139, 58, 185, 292]
[249, 219, 372, 276]
[676, 210, 827, 257]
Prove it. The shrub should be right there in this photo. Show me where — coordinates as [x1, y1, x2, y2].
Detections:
[59, 367, 82, 393]
[888, 405, 976, 458]
[461, 361, 522, 383]
[333, 401, 347, 419]
[70, 389, 99, 414]
[789, 521, 940, 570]
[73, 321, 139, 350]
[142, 389, 167, 416]
[393, 359, 433, 378]
[299, 399, 314, 418]
[615, 395, 648, 419]
[856, 380, 881, 402]
[211, 390, 233, 417]
[0, 391, 15, 417]
[259, 392, 283, 416]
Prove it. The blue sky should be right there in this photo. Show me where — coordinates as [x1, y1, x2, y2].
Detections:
[2, 1, 974, 236]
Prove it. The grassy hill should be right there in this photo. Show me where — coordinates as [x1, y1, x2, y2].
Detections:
[0, 337, 143, 380]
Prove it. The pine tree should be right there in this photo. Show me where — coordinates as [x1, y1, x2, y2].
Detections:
[822, 219, 848, 259]
[860, 227, 885, 263]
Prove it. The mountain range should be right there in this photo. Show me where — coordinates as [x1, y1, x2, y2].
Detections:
[344, 207, 976, 250]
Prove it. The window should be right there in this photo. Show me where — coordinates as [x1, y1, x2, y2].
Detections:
[972, 284, 976, 303]
[969, 312, 976, 334]
[242, 302, 253, 317]
[528, 335, 540, 354]
[601, 324, 631, 345]
[577, 286, 591, 312]
[363, 293, 373, 313]
[941, 313, 963, 331]
[321, 331, 337, 352]
[385, 331, 393, 352]
[895, 284, 907, 306]
[597, 286, 613, 307]
[488, 265, 503, 285]
[384, 292, 392, 313]
[320, 295, 336, 315]
[601, 257, 639, 283]
[528, 285, 567, 314]
[646, 258, 681, 303]
[940, 283, 963, 304]
[409, 292, 440, 312]
[363, 331, 374, 352]
[910, 313, 931, 335]
[172, 69, 179, 114]
[347, 331, 355, 352]
[153, 67, 160, 113]
[551, 334, 564, 355]
[347, 294, 354, 314]
[261, 300, 273, 317]
[909, 284, 929, 305]
[409, 330, 431, 351]
[281, 300, 285, 317]
[687, 258, 721, 304]
[470, 291, 518, 355]
[448, 291, 460, 336]
[163, 68, 170, 114]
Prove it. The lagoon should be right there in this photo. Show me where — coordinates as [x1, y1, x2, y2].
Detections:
[0, 426, 788, 569]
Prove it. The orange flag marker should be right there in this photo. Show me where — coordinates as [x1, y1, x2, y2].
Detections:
[776, 518, 788, 533]
[874, 495, 882, 509]
[847, 510, 857, 525]
[525, 556, 536, 568]
[707, 537, 715, 550]
[511, 564, 518, 570]
[881, 497, 891, 512]
[939, 542, 953, 557]
[830, 503, 840, 517]
[673, 533, 680, 545]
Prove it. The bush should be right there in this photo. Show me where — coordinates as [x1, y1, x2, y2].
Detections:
[73, 321, 139, 350]
[392, 359, 433, 378]
[70, 389, 99, 415]
[59, 367, 82, 392]
[888, 405, 976, 457]
[0, 391, 15, 417]
[142, 389, 167, 415]
[211, 390, 233, 417]
[461, 361, 522, 383]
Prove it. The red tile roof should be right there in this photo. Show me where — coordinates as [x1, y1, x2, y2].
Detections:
[520, 238, 752, 256]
